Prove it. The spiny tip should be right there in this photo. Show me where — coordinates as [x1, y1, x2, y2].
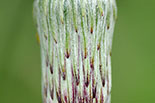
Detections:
[97, 44, 101, 50]
[75, 28, 78, 33]
[107, 25, 110, 29]
[84, 48, 87, 59]
[50, 64, 53, 74]
[65, 50, 70, 59]
[101, 11, 104, 16]
[90, 27, 93, 34]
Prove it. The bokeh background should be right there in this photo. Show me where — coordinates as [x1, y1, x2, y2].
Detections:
[0, 0, 155, 103]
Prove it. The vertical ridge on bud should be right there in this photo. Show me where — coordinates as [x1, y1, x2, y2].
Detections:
[71, 0, 78, 32]
[50, 78, 54, 100]
[100, 88, 104, 103]
[76, 35, 80, 86]
[49, 0, 57, 44]
[33, 0, 117, 102]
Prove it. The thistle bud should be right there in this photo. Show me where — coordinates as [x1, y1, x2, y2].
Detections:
[33, 0, 117, 102]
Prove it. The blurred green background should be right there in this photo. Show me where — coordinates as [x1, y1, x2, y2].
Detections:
[0, 0, 155, 103]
